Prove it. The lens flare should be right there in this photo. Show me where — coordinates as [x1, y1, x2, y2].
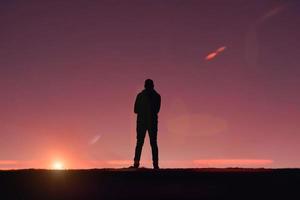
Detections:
[205, 46, 227, 61]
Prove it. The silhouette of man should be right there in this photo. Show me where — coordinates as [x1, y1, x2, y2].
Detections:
[132, 79, 161, 169]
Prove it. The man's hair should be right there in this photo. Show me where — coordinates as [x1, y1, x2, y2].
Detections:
[144, 79, 154, 89]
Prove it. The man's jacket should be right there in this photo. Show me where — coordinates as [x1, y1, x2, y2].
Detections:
[134, 89, 161, 126]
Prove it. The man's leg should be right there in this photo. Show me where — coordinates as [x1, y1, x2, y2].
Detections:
[149, 125, 159, 169]
[133, 123, 147, 167]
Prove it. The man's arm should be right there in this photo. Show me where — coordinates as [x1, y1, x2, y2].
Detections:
[134, 94, 140, 114]
[156, 94, 161, 114]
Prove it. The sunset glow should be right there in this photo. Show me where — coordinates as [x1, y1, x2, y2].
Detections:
[52, 161, 64, 170]
[193, 159, 274, 167]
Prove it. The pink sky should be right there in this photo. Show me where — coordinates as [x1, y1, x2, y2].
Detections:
[0, 0, 300, 169]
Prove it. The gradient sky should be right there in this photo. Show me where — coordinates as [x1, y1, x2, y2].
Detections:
[1, 0, 300, 169]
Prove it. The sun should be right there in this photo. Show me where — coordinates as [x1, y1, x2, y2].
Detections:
[52, 161, 64, 170]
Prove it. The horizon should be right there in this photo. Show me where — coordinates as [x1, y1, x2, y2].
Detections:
[2, 166, 300, 171]
[1, 0, 300, 169]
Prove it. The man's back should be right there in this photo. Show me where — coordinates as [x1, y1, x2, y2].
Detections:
[134, 89, 161, 126]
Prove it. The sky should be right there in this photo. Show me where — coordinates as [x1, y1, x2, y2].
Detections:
[0, 0, 300, 169]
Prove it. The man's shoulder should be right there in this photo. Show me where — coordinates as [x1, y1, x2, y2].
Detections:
[138, 89, 160, 98]
[136, 91, 144, 98]
[154, 90, 161, 98]
[138, 90, 144, 95]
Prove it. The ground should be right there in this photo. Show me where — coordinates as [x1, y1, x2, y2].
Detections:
[0, 168, 299, 199]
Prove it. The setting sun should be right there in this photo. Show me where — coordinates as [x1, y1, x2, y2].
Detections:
[52, 161, 64, 170]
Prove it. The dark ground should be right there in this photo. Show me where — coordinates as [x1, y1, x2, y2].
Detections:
[0, 168, 299, 200]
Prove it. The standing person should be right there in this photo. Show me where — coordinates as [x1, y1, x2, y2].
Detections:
[131, 79, 161, 169]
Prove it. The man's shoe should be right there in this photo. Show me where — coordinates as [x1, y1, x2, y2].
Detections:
[129, 161, 139, 169]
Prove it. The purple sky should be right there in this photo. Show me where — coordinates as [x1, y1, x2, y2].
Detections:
[0, 0, 300, 169]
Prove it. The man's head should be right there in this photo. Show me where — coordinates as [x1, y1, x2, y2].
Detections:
[144, 79, 154, 90]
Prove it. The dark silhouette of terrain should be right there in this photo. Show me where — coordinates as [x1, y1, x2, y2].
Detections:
[0, 168, 300, 199]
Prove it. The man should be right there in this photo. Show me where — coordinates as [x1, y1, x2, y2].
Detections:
[132, 79, 161, 169]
